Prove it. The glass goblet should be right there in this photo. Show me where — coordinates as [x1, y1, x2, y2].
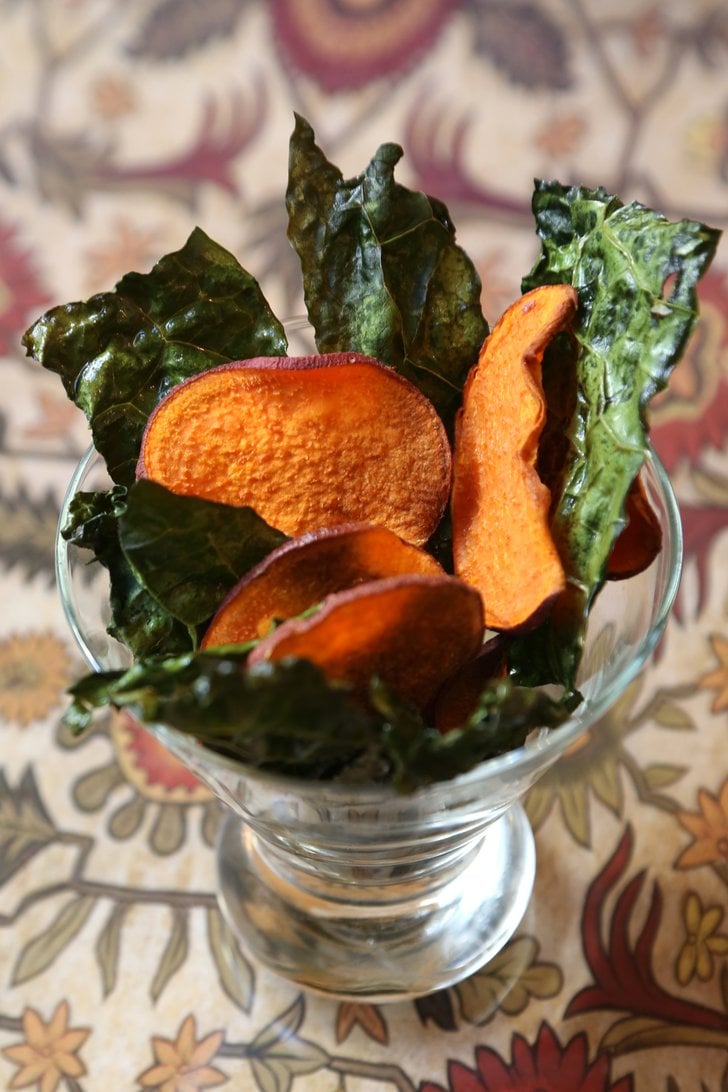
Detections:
[56, 443, 682, 1001]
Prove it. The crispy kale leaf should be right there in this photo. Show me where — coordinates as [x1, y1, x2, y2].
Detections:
[23, 227, 287, 484]
[511, 182, 720, 688]
[63, 653, 574, 790]
[118, 480, 287, 628]
[286, 114, 488, 432]
[64, 655, 386, 781]
[65, 483, 288, 655]
[62, 489, 193, 659]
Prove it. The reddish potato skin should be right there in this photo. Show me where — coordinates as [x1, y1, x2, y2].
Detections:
[247, 573, 484, 713]
[433, 635, 509, 733]
[136, 354, 452, 547]
[606, 472, 663, 580]
[201, 522, 443, 648]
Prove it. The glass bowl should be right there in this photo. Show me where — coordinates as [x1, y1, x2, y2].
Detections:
[55, 443, 682, 1001]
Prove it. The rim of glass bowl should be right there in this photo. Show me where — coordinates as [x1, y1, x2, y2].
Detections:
[55, 442, 683, 799]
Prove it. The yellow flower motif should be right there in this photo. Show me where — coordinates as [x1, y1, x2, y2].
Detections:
[0, 632, 72, 727]
[686, 114, 728, 172]
[676, 892, 728, 986]
[138, 1014, 227, 1091]
[699, 634, 728, 713]
[676, 779, 728, 869]
[1, 1000, 90, 1092]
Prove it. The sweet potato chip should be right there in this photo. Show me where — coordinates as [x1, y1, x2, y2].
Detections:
[247, 573, 484, 712]
[137, 354, 451, 546]
[606, 472, 663, 580]
[201, 522, 443, 648]
[451, 285, 578, 631]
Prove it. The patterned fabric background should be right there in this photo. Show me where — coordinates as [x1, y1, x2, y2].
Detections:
[1, 1, 727, 1089]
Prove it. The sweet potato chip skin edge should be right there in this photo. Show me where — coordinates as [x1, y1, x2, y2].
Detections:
[201, 523, 443, 647]
[247, 573, 484, 713]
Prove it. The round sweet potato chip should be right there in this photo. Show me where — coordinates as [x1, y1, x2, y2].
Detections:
[201, 523, 443, 648]
[247, 573, 484, 712]
[137, 354, 451, 546]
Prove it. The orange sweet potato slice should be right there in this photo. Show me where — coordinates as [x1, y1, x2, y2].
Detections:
[247, 573, 484, 712]
[137, 354, 451, 546]
[433, 635, 509, 733]
[606, 472, 662, 580]
[201, 522, 443, 648]
[451, 284, 578, 631]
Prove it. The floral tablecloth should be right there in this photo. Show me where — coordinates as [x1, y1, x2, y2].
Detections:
[1, 2, 728, 1090]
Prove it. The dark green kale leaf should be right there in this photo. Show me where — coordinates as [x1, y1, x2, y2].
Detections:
[63, 490, 193, 659]
[23, 227, 288, 485]
[64, 655, 385, 780]
[286, 114, 488, 432]
[511, 182, 721, 688]
[372, 678, 576, 792]
[118, 480, 288, 629]
[63, 650, 576, 787]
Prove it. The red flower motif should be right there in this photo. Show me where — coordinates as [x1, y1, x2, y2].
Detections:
[420, 1022, 634, 1091]
[0, 220, 50, 357]
[650, 266, 728, 473]
[676, 503, 728, 620]
[404, 99, 531, 217]
[112, 712, 209, 801]
[270, 0, 458, 92]
[567, 827, 728, 1034]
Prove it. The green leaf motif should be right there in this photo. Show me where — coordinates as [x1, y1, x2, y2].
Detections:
[119, 480, 287, 628]
[588, 759, 624, 815]
[286, 114, 487, 432]
[206, 908, 255, 1013]
[23, 226, 287, 485]
[600, 1015, 728, 1055]
[151, 909, 189, 1002]
[0, 769, 57, 886]
[249, 997, 328, 1092]
[0, 482, 60, 584]
[96, 903, 127, 997]
[642, 764, 687, 790]
[455, 936, 562, 1025]
[13, 895, 96, 985]
[653, 701, 695, 730]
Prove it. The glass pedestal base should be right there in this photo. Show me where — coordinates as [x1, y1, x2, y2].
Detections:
[216, 803, 536, 1002]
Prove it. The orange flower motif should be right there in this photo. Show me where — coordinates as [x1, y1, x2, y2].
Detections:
[0, 632, 72, 726]
[84, 218, 161, 293]
[138, 1014, 227, 1091]
[22, 391, 83, 442]
[699, 634, 728, 713]
[90, 74, 137, 120]
[676, 779, 728, 869]
[533, 112, 587, 157]
[335, 1002, 388, 1045]
[1, 1000, 90, 1092]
